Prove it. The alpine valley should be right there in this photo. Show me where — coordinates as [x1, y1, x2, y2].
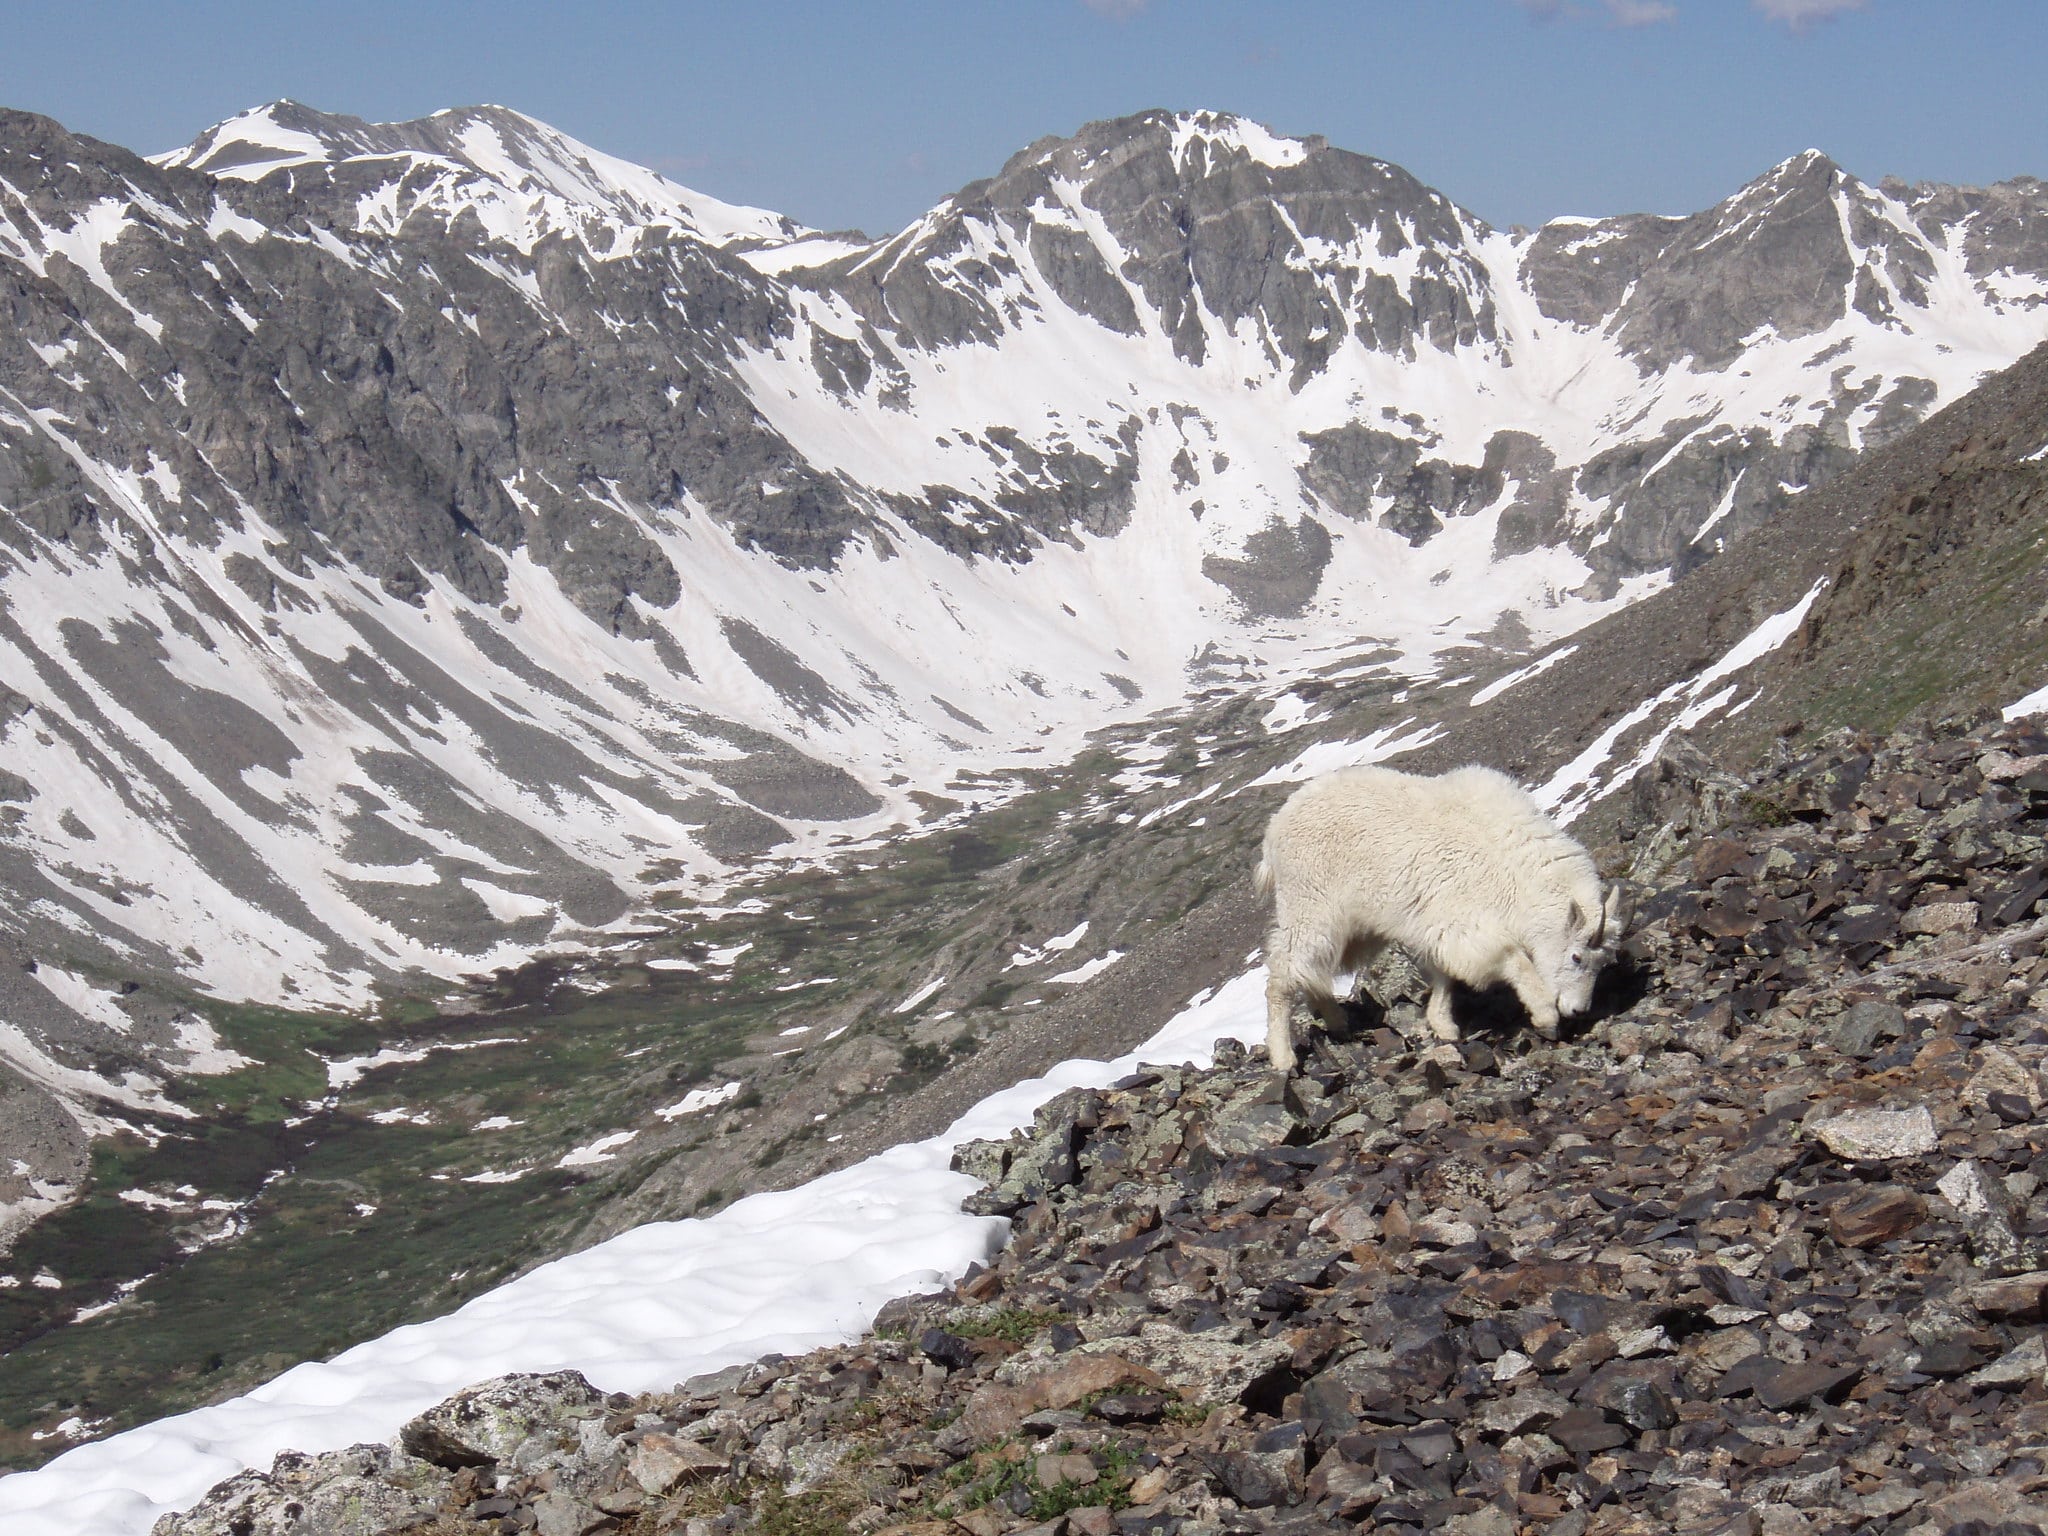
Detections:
[1, 100, 2046, 1459]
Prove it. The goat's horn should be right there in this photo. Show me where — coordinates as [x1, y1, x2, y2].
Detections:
[1599, 883, 1626, 945]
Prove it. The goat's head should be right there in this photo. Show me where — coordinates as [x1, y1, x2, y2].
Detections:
[1554, 884, 1628, 1017]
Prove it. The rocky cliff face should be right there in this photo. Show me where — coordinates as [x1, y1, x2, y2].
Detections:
[1, 101, 2046, 1258]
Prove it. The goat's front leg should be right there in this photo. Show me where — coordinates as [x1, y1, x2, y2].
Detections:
[1502, 948, 1561, 1038]
[1424, 971, 1461, 1042]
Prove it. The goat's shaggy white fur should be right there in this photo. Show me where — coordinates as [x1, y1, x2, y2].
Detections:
[1256, 764, 1620, 1072]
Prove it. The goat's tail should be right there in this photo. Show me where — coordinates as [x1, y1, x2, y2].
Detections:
[1253, 855, 1274, 898]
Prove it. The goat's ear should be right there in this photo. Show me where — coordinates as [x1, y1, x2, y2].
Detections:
[1569, 899, 1588, 938]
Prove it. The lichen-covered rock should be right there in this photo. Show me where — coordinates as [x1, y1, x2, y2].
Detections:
[149, 1443, 445, 1536]
[399, 1369, 607, 1469]
[1076, 1333, 1292, 1408]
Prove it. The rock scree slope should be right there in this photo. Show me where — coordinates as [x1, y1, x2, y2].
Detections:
[151, 708, 2048, 1534]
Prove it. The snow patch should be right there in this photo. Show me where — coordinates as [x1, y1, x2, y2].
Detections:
[28, 967, 134, 1032]
[1249, 719, 1446, 788]
[557, 1131, 638, 1168]
[2003, 681, 2048, 720]
[656, 1082, 742, 1120]
[1045, 950, 1125, 985]
[893, 976, 947, 1014]
[324, 1038, 522, 1092]
[1469, 645, 1580, 707]
[1538, 579, 1826, 823]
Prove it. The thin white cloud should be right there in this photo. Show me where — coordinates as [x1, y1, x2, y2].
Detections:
[1511, 0, 1677, 26]
[1753, 0, 1868, 30]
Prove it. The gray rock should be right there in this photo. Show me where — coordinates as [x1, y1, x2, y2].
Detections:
[1201, 1419, 1307, 1508]
[148, 1443, 445, 1536]
[1823, 1000, 1906, 1056]
[399, 1369, 606, 1469]
[628, 1431, 730, 1494]
[1199, 1094, 1300, 1157]
[1967, 1334, 2048, 1388]
[1808, 1104, 1937, 1161]
[1937, 1159, 2036, 1271]
[533, 1490, 611, 1536]
[1077, 1332, 1291, 1406]
[1474, 1386, 1573, 1438]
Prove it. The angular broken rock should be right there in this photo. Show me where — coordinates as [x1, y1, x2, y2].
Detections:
[1961, 1045, 2043, 1111]
[532, 1490, 609, 1536]
[962, 1351, 1162, 1442]
[628, 1431, 730, 1494]
[1308, 1454, 1379, 1516]
[1808, 1104, 1937, 1161]
[1966, 1270, 2048, 1322]
[1824, 1000, 1905, 1057]
[1474, 1385, 1572, 1438]
[1599, 1378, 1679, 1432]
[1075, 1332, 1291, 1407]
[917, 1326, 976, 1372]
[399, 1370, 605, 1469]
[1200, 1097, 1299, 1156]
[1412, 1212, 1479, 1247]
[1937, 1159, 2031, 1270]
[957, 1094, 1095, 1214]
[1034, 1451, 1098, 1489]
[1922, 1481, 2048, 1532]
[1546, 1406, 1630, 1456]
[1902, 900, 1979, 936]
[1753, 1360, 1861, 1412]
[1828, 1185, 1927, 1248]
[1203, 1420, 1308, 1508]
[1088, 1392, 1166, 1424]
[1126, 1466, 1171, 1504]
[1314, 1201, 1380, 1244]
[1969, 1335, 2048, 1388]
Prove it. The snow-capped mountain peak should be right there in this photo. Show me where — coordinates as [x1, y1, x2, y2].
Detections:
[156, 100, 805, 251]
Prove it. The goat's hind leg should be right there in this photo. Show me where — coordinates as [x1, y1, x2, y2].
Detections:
[1265, 926, 1344, 1074]
[1263, 929, 1303, 1074]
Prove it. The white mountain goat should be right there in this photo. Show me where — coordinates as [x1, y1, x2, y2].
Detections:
[1255, 764, 1623, 1072]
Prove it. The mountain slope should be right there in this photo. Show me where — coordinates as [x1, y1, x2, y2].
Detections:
[0, 188, 2043, 1466]
[1, 101, 2046, 1274]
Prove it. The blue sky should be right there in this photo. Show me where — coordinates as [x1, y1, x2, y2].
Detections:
[3, 1, 2040, 236]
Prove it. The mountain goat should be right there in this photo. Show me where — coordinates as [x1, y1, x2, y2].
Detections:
[1256, 764, 1622, 1073]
